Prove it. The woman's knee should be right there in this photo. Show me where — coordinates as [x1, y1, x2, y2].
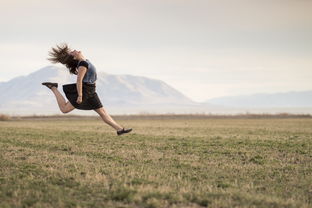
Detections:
[61, 108, 70, 114]
[61, 102, 74, 114]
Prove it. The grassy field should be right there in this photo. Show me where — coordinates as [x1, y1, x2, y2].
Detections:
[0, 116, 311, 208]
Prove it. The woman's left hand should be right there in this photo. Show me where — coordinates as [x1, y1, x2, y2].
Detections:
[76, 96, 83, 104]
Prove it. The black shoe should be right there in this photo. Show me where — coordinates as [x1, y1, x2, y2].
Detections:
[117, 128, 132, 136]
[42, 82, 58, 89]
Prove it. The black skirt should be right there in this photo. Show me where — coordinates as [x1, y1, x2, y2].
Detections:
[63, 83, 103, 110]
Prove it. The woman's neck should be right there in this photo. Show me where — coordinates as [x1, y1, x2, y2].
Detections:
[77, 55, 86, 61]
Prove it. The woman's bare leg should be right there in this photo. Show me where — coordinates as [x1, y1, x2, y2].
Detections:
[94, 107, 123, 131]
[50, 87, 75, 113]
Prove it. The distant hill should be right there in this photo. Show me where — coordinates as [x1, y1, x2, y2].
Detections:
[0, 66, 197, 115]
[1, 66, 312, 115]
[205, 91, 312, 108]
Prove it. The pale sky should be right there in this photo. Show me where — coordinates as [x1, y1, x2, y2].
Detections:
[0, 0, 311, 102]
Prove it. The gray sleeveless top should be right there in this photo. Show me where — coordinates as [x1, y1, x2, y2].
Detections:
[77, 59, 97, 84]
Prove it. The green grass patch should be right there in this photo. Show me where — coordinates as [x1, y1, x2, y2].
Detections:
[0, 118, 311, 207]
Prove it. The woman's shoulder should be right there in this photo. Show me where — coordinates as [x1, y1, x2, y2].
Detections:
[77, 60, 89, 68]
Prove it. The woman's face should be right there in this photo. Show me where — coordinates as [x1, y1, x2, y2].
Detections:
[69, 50, 82, 60]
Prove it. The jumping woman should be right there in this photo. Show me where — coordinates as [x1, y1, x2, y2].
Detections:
[42, 43, 132, 136]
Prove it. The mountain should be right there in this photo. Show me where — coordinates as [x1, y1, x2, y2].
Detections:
[205, 91, 312, 108]
[1, 66, 312, 116]
[0, 66, 197, 115]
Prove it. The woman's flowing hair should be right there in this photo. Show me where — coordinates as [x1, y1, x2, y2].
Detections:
[47, 43, 78, 74]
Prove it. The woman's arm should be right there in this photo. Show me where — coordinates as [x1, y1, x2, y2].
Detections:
[76, 66, 87, 103]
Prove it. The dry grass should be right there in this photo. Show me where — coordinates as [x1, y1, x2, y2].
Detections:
[12, 113, 312, 121]
[0, 117, 311, 207]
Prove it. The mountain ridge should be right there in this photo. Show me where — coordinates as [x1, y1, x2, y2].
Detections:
[0, 66, 198, 115]
[205, 90, 312, 107]
[1, 66, 312, 115]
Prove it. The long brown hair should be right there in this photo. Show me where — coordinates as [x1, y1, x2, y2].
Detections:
[47, 43, 78, 74]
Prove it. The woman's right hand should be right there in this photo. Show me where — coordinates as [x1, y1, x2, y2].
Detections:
[76, 96, 83, 104]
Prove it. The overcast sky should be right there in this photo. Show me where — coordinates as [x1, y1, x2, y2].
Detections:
[0, 0, 311, 102]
